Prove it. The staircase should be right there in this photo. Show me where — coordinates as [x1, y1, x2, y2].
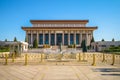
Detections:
[51, 46, 59, 50]
[51, 46, 68, 50]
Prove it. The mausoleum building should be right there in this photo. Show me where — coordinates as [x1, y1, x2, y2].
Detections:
[22, 20, 97, 47]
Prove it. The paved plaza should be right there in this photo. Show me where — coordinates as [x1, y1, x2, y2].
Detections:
[0, 63, 120, 80]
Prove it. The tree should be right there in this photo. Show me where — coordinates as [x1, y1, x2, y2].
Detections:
[81, 40, 87, 61]
[5, 39, 7, 42]
[112, 38, 115, 42]
[33, 38, 38, 48]
[101, 38, 104, 42]
[14, 37, 17, 42]
[25, 36, 27, 42]
[91, 36, 95, 43]
[90, 36, 95, 49]
[81, 40, 87, 52]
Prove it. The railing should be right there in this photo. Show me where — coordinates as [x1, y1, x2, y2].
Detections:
[0, 52, 120, 66]
[76, 52, 120, 65]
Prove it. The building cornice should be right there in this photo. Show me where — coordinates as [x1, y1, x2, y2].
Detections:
[22, 26, 98, 31]
[30, 20, 89, 24]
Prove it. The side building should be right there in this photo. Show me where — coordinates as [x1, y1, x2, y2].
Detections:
[22, 20, 97, 47]
[91, 41, 120, 52]
[0, 41, 28, 52]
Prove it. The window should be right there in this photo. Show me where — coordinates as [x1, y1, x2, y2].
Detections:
[76, 34, 79, 44]
[70, 34, 74, 44]
[51, 34, 55, 45]
[45, 34, 49, 44]
[39, 34, 43, 44]
[101, 45, 106, 47]
[64, 34, 68, 45]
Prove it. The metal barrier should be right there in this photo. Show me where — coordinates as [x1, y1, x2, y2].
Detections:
[0, 52, 120, 66]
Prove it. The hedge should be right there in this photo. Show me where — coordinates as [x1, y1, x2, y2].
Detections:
[0, 46, 10, 52]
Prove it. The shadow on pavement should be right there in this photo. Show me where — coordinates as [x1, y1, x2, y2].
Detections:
[92, 68, 120, 72]
[101, 74, 120, 76]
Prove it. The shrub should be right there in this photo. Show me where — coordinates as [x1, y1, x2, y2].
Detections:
[104, 46, 120, 52]
[0, 46, 10, 52]
[81, 40, 87, 52]
[33, 38, 38, 48]
[73, 44, 76, 48]
[87, 46, 90, 50]
[68, 44, 76, 48]
[43, 44, 50, 48]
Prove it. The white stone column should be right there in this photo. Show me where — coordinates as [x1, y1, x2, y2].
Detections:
[79, 33, 80, 45]
[88, 34, 92, 46]
[74, 31, 76, 44]
[43, 31, 45, 45]
[91, 32, 93, 41]
[55, 32, 56, 45]
[90, 34, 92, 41]
[86, 33, 88, 46]
[68, 31, 70, 45]
[26, 31, 28, 42]
[37, 31, 39, 45]
[49, 31, 51, 45]
[62, 32, 64, 45]
[31, 31, 33, 45]
[90, 34, 92, 40]
[80, 33, 82, 45]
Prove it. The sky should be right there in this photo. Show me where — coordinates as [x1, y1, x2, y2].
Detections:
[0, 0, 120, 41]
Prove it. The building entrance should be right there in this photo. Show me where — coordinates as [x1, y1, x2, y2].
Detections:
[57, 34, 62, 45]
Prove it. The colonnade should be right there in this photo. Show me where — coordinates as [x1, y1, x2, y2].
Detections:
[26, 30, 92, 46]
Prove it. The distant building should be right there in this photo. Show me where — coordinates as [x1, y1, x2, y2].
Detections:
[0, 41, 5, 46]
[91, 41, 120, 52]
[22, 20, 97, 47]
[0, 41, 28, 52]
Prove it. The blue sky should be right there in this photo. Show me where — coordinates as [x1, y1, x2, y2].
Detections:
[0, 0, 120, 41]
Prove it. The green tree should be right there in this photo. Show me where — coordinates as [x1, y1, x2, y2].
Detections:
[5, 39, 7, 42]
[14, 37, 17, 42]
[112, 38, 115, 42]
[91, 36, 95, 43]
[81, 40, 87, 52]
[101, 38, 104, 42]
[33, 38, 38, 48]
[25, 36, 27, 42]
[90, 36, 95, 49]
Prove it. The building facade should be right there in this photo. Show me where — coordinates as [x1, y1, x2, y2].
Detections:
[91, 41, 120, 52]
[22, 20, 97, 47]
[0, 41, 28, 52]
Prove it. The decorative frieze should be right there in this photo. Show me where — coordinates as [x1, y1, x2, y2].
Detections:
[33, 24, 85, 27]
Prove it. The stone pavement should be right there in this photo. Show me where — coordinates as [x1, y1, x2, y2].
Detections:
[0, 63, 120, 80]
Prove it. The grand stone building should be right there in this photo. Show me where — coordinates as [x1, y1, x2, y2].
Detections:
[22, 20, 97, 47]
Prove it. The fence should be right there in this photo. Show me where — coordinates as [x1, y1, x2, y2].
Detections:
[0, 52, 120, 66]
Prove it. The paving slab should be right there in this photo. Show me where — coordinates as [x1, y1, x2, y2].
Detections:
[0, 64, 119, 80]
